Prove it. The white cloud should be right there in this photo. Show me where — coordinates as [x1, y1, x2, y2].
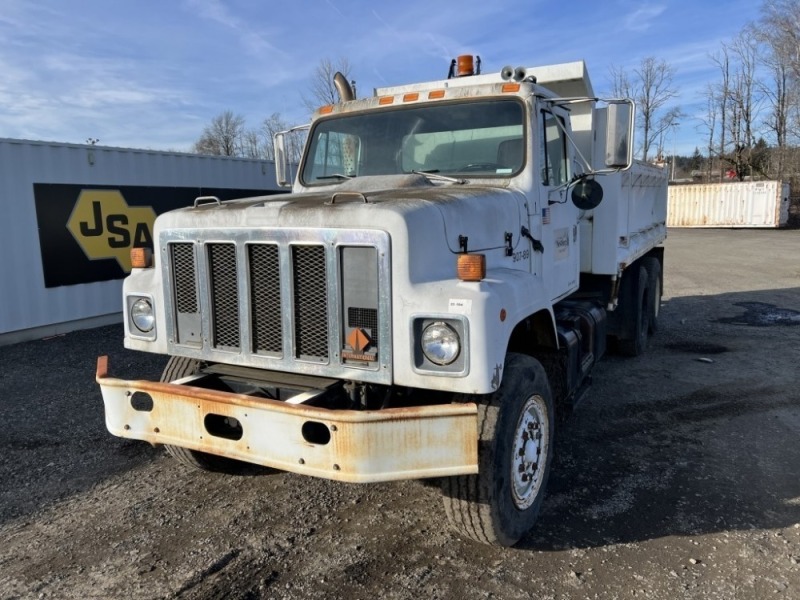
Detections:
[0, 0, 767, 154]
[624, 4, 667, 33]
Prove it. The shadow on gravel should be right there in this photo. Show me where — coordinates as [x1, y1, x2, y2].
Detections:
[520, 287, 800, 551]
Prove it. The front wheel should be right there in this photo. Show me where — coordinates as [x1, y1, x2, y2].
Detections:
[441, 353, 555, 546]
[161, 356, 261, 474]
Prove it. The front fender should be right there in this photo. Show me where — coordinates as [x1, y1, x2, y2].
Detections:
[392, 268, 554, 395]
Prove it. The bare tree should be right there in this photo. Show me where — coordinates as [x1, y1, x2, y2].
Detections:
[756, 0, 800, 178]
[699, 83, 718, 180]
[302, 57, 355, 114]
[707, 47, 732, 180]
[761, 0, 800, 79]
[634, 58, 681, 162]
[608, 64, 632, 98]
[261, 112, 291, 161]
[194, 110, 246, 156]
[239, 129, 263, 159]
[722, 31, 765, 179]
[608, 58, 681, 161]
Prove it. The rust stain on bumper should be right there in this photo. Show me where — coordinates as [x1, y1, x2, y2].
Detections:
[96, 356, 478, 483]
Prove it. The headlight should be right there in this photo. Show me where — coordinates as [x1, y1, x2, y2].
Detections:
[130, 298, 155, 333]
[421, 321, 460, 365]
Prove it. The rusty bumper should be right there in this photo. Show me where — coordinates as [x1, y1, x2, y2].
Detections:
[96, 357, 478, 483]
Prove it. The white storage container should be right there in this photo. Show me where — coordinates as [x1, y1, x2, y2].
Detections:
[668, 181, 790, 228]
[0, 138, 283, 345]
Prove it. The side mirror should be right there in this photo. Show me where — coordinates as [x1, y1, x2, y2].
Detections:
[605, 101, 634, 169]
[274, 131, 292, 188]
[571, 178, 604, 210]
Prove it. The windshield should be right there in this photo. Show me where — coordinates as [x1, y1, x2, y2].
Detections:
[301, 99, 525, 184]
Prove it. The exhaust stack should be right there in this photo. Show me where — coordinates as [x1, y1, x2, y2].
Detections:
[333, 71, 355, 102]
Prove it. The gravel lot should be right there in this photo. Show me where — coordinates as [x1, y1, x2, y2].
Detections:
[1, 228, 799, 600]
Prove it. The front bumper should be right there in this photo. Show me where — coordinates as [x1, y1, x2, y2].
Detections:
[96, 357, 478, 483]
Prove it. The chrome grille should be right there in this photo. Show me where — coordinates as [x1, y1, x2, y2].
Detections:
[172, 243, 197, 313]
[208, 243, 240, 349]
[161, 228, 391, 384]
[249, 244, 282, 355]
[292, 245, 328, 360]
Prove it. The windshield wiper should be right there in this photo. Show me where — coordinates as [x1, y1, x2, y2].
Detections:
[316, 173, 354, 180]
[412, 170, 466, 185]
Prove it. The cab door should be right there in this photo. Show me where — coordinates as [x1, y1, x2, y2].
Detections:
[531, 106, 580, 301]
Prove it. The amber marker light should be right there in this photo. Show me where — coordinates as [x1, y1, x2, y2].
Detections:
[502, 83, 521, 93]
[428, 90, 446, 99]
[457, 253, 486, 282]
[130, 247, 153, 269]
[319, 105, 334, 115]
[403, 93, 419, 102]
[379, 96, 394, 105]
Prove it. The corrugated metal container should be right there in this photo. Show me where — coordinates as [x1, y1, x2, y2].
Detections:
[0, 138, 282, 345]
[668, 181, 790, 228]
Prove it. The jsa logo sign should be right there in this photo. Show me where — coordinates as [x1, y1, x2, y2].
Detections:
[66, 189, 156, 272]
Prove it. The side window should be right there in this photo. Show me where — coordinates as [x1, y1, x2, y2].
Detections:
[539, 111, 569, 187]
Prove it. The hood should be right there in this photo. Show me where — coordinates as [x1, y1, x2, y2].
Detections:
[156, 175, 524, 255]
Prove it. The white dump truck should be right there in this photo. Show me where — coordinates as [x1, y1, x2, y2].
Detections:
[97, 56, 667, 546]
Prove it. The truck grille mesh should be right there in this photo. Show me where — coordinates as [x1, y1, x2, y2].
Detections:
[348, 307, 379, 347]
[292, 245, 328, 360]
[249, 244, 282, 354]
[172, 243, 197, 313]
[208, 243, 240, 349]
[164, 229, 389, 382]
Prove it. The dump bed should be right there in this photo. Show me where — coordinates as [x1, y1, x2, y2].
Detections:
[580, 161, 668, 276]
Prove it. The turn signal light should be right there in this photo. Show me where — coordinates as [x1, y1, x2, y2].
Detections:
[457, 253, 486, 282]
[130, 247, 153, 269]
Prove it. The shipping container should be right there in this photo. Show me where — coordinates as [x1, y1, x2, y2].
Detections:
[0, 138, 284, 345]
[668, 181, 790, 228]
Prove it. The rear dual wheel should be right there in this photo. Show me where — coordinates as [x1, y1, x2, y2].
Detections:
[641, 256, 662, 334]
[617, 264, 651, 357]
[617, 256, 662, 356]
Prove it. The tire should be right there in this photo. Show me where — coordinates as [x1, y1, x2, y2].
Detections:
[617, 264, 650, 357]
[441, 353, 555, 547]
[641, 256, 662, 334]
[161, 356, 258, 474]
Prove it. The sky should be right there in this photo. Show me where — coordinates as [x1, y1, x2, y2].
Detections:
[0, 0, 766, 156]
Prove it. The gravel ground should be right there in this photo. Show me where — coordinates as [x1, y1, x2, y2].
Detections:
[1, 228, 799, 600]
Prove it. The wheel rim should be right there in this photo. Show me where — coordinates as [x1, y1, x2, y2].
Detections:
[510, 394, 549, 510]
